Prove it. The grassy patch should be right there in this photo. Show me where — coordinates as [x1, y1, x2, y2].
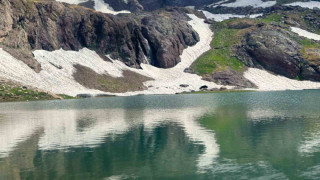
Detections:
[289, 35, 320, 61]
[260, 13, 283, 23]
[191, 9, 319, 77]
[191, 28, 244, 75]
[0, 85, 56, 102]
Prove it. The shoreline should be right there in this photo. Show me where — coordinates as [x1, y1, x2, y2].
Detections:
[2, 88, 320, 103]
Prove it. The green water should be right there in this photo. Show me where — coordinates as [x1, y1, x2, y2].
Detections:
[0, 90, 320, 179]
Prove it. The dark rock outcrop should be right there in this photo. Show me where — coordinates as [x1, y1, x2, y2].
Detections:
[241, 29, 302, 79]
[140, 9, 199, 68]
[235, 27, 320, 81]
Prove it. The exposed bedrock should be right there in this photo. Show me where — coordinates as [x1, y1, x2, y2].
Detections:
[236, 27, 320, 81]
[242, 29, 302, 79]
[0, 0, 199, 71]
[140, 9, 199, 68]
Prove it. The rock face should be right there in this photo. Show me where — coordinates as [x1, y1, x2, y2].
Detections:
[0, 0, 199, 70]
[236, 26, 320, 81]
[140, 9, 199, 68]
[241, 29, 302, 79]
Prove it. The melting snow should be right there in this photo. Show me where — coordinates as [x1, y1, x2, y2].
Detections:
[219, 0, 276, 8]
[285, 1, 320, 9]
[290, 27, 320, 41]
[112, 14, 227, 95]
[55, 0, 131, 15]
[244, 68, 320, 91]
[93, 0, 130, 15]
[201, 11, 263, 22]
[0, 14, 225, 96]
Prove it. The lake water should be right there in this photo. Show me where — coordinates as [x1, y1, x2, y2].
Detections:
[0, 90, 320, 179]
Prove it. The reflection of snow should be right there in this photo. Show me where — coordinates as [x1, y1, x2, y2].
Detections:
[0, 114, 41, 158]
[291, 27, 320, 41]
[141, 108, 219, 171]
[300, 164, 320, 179]
[299, 132, 320, 154]
[299, 121, 320, 155]
[0, 107, 219, 171]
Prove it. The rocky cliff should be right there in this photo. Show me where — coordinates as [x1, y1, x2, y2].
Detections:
[0, 0, 199, 71]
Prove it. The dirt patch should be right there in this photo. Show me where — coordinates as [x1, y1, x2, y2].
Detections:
[73, 64, 153, 93]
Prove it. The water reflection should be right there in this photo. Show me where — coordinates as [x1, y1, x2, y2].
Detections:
[0, 91, 320, 179]
[0, 107, 219, 178]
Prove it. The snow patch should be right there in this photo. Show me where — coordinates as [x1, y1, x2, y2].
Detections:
[0, 14, 224, 96]
[219, 0, 276, 8]
[209, 0, 229, 7]
[111, 14, 227, 96]
[285, 1, 320, 9]
[55, 0, 88, 4]
[290, 27, 320, 41]
[244, 68, 320, 91]
[0, 48, 113, 96]
[55, 0, 130, 15]
[201, 11, 263, 22]
[93, 0, 130, 15]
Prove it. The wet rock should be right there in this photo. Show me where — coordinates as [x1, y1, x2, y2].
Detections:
[200, 85, 208, 90]
[184, 67, 195, 74]
[180, 84, 189, 88]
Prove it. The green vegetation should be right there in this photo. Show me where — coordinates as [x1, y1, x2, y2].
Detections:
[191, 27, 245, 75]
[0, 85, 55, 102]
[289, 33, 320, 62]
[192, 9, 320, 77]
[260, 13, 283, 23]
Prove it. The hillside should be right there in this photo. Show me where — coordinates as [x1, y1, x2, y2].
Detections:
[0, 0, 319, 100]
